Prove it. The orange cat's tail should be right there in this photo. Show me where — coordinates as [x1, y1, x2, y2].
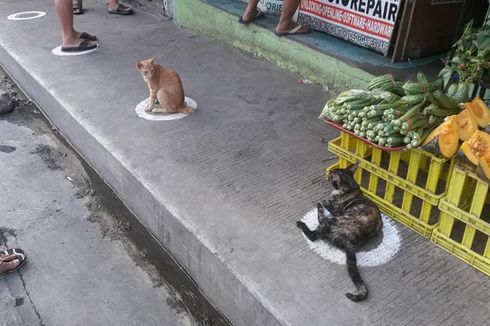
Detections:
[178, 106, 195, 114]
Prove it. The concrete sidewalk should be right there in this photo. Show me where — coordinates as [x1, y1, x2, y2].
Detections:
[0, 67, 215, 326]
[1, 1, 489, 325]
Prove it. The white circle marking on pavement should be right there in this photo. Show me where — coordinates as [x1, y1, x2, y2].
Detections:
[135, 97, 197, 121]
[51, 45, 99, 56]
[7, 11, 46, 21]
[300, 207, 401, 267]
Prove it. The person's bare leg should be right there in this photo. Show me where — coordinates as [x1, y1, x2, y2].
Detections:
[275, 0, 309, 34]
[241, 0, 260, 22]
[54, 0, 96, 47]
[107, 0, 118, 11]
[107, 0, 133, 13]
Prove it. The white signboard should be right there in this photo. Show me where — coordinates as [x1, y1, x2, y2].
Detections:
[259, 0, 283, 15]
[298, 0, 401, 54]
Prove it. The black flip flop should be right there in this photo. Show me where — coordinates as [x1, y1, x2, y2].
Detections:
[80, 32, 97, 41]
[61, 39, 98, 52]
[108, 3, 134, 15]
[0, 248, 27, 277]
[238, 8, 265, 25]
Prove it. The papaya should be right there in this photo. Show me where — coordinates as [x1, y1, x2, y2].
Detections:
[421, 116, 459, 158]
[456, 109, 478, 141]
[460, 142, 479, 165]
[466, 97, 490, 127]
[421, 115, 456, 146]
[460, 130, 490, 165]
[437, 117, 460, 158]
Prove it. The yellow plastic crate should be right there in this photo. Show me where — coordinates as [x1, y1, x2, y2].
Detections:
[431, 164, 490, 276]
[328, 132, 454, 238]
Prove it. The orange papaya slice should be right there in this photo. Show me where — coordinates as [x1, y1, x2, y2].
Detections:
[437, 117, 459, 158]
[460, 142, 479, 165]
[466, 97, 490, 127]
[421, 116, 457, 147]
[461, 130, 490, 165]
[456, 109, 478, 141]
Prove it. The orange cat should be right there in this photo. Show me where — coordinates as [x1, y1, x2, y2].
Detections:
[136, 58, 194, 114]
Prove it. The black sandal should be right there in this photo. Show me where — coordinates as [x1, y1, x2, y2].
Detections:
[80, 32, 97, 41]
[61, 39, 98, 52]
[107, 3, 134, 15]
[238, 8, 265, 25]
[0, 248, 27, 276]
[73, 0, 84, 15]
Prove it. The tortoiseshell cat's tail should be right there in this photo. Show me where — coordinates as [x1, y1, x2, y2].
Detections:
[345, 250, 368, 302]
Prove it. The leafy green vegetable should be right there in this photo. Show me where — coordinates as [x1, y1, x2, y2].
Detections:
[441, 20, 490, 84]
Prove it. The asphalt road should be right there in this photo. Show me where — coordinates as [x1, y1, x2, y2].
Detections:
[0, 68, 230, 326]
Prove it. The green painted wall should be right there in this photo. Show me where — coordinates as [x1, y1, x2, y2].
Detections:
[174, 0, 374, 90]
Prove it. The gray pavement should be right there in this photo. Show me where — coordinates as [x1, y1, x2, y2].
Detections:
[1, 1, 489, 325]
[0, 70, 229, 326]
[0, 83, 189, 325]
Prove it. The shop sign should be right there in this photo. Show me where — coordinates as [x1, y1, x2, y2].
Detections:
[259, 0, 283, 15]
[298, 0, 401, 54]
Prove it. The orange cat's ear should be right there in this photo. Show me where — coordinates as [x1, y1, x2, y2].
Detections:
[149, 58, 155, 65]
[136, 62, 142, 69]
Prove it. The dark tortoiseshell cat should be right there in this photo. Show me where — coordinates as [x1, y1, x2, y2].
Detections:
[296, 163, 382, 302]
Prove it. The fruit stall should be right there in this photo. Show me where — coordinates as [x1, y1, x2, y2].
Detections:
[320, 21, 490, 275]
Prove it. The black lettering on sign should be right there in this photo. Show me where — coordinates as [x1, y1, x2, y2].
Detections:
[350, 0, 358, 10]
[373, 1, 382, 17]
[358, 0, 366, 13]
[366, 0, 375, 14]
[341, 0, 349, 6]
[387, 3, 397, 21]
[382, 1, 388, 19]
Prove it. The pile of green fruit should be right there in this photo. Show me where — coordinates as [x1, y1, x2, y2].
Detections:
[320, 72, 470, 148]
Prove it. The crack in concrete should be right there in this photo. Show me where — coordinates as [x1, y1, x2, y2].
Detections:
[18, 273, 46, 326]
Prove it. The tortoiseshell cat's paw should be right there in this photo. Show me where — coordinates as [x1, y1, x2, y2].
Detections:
[297, 221, 320, 241]
[296, 221, 309, 231]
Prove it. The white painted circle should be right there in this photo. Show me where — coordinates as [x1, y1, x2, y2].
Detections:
[8, 11, 46, 21]
[300, 208, 401, 267]
[135, 97, 197, 121]
[51, 45, 98, 56]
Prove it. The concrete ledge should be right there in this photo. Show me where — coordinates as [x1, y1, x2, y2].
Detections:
[174, 0, 444, 89]
[175, 0, 374, 89]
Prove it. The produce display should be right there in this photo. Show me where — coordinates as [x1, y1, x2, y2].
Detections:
[319, 72, 469, 148]
[320, 20, 490, 180]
